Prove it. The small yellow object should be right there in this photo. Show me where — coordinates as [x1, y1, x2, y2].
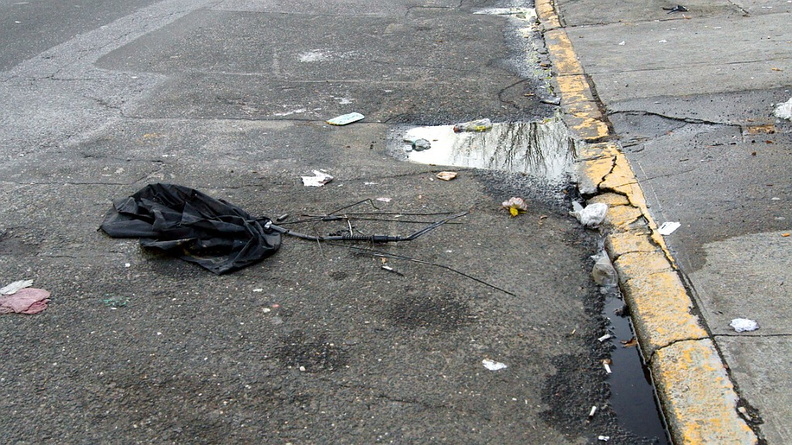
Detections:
[509, 206, 520, 217]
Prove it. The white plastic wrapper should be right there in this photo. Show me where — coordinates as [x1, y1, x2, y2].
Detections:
[571, 202, 608, 228]
[730, 318, 759, 333]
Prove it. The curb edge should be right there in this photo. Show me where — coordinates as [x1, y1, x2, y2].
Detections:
[534, 1, 759, 443]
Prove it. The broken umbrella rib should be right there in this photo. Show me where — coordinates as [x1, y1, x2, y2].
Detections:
[347, 245, 517, 297]
[265, 211, 468, 243]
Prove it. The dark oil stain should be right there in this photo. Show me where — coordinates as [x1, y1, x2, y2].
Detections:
[386, 292, 472, 332]
[275, 330, 347, 372]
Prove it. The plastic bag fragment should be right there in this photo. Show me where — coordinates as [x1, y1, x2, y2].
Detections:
[570, 202, 607, 228]
[100, 183, 282, 274]
[0, 279, 34, 295]
[0, 288, 51, 314]
[774, 97, 792, 121]
[591, 251, 617, 287]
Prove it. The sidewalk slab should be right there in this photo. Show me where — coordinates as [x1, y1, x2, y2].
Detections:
[562, 13, 792, 102]
[718, 336, 792, 445]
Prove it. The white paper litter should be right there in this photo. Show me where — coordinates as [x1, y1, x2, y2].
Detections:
[326, 112, 364, 126]
[301, 170, 334, 187]
[570, 202, 608, 228]
[774, 97, 792, 121]
[658, 221, 681, 235]
[730, 318, 759, 333]
[1, 280, 34, 295]
[482, 359, 508, 371]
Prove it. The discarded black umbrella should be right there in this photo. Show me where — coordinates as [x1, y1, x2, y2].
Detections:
[100, 183, 464, 274]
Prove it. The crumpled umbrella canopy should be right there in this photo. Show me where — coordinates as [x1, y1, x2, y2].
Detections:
[100, 183, 282, 274]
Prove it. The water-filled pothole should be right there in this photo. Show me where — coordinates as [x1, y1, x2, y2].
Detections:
[389, 115, 577, 183]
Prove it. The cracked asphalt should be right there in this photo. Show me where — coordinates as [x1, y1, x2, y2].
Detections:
[1, 1, 667, 443]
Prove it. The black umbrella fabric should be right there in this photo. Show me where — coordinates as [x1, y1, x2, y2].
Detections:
[100, 183, 282, 274]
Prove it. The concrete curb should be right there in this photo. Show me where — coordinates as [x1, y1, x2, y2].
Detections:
[534, 0, 759, 443]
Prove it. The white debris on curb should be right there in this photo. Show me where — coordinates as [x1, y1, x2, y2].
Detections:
[482, 359, 508, 371]
[301, 170, 334, 187]
[588, 405, 598, 418]
[598, 435, 611, 442]
[1, 280, 34, 295]
[571, 202, 608, 228]
[730, 318, 759, 332]
[774, 97, 792, 120]
[658, 221, 681, 235]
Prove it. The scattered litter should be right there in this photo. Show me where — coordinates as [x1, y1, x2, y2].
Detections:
[598, 333, 613, 342]
[376, 197, 392, 203]
[482, 359, 508, 371]
[411, 138, 432, 151]
[102, 296, 129, 308]
[598, 435, 611, 442]
[1, 279, 34, 295]
[326, 112, 364, 126]
[436, 171, 458, 181]
[774, 97, 792, 121]
[783, 233, 790, 237]
[570, 202, 608, 228]
[658, 221, 681, 235]
[663, 5, 688, 13]
[539, 96, 561, 105]
[602, 359, 612, 374]
[621, 337, 638, 347]
[618, 41, 625, 46]
[0, 288, 51, 315]
[730, 318, 759, 333]
[588, 406, 598, 418]
[381, 265, 404, 276]
[502, 197, 528, 217]
[591, 251, 617, 287]
[453, 118, 492, 133]
[301, 170, 334, 187]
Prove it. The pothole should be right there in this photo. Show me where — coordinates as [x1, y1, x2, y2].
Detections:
[388, 115, 577, 183]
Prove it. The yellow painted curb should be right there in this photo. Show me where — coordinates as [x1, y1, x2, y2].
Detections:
[619, 270, 709, 354]
[653, 339, 758, 444]
[537, 1, 758, 443]
[542, 30, 609, 141]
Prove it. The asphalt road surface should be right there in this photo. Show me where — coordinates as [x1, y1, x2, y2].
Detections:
[1, 1, 664, 443]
